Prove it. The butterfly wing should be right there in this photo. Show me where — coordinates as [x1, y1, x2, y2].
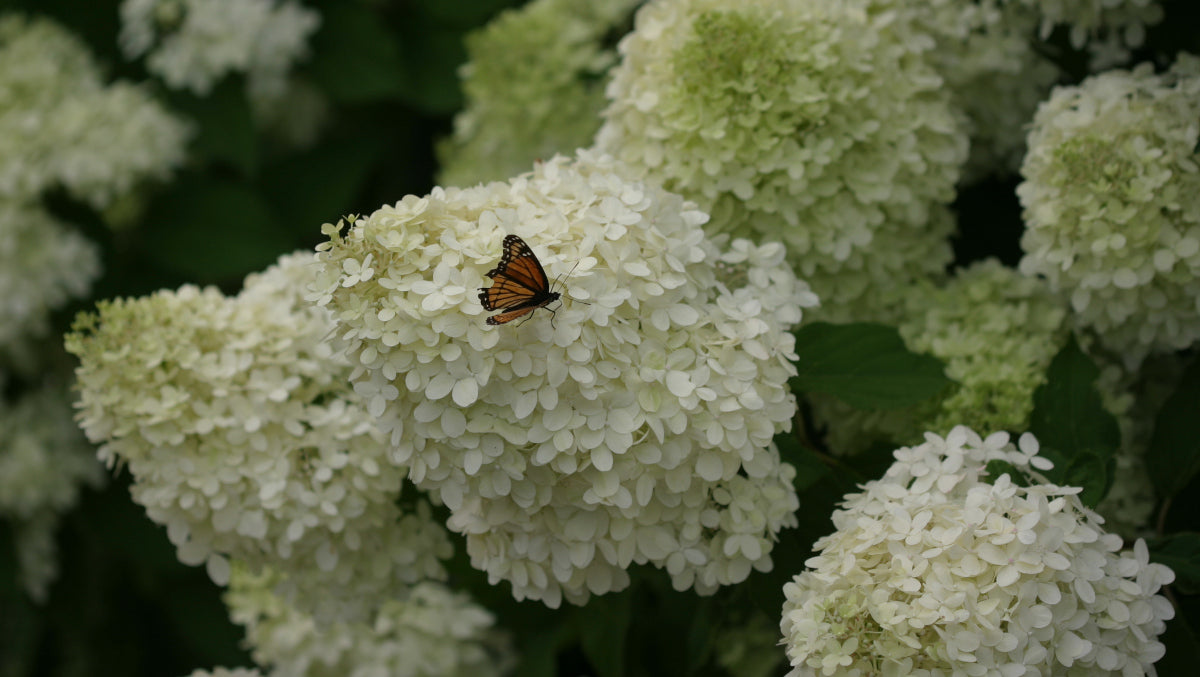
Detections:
[485, 305, 538, 325]
[478, 235, 559, 323]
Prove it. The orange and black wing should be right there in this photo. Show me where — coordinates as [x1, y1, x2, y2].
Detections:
[478, 235, 560, 324]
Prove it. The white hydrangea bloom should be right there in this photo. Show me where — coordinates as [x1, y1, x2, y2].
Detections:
[119, 0, 319, 98]
[0, 199, 100, 356]
[67, 252, 451, 623]
[596, 0, 967, 322]
[781, 426, 1175, 676]
[437, 0, 641, 187]
[226, 563, 514, 677]
[313, 150, 814, 607]
[864, 0, 1059, 178]
[1018, 55, 1200, 366]
[0, 14, 189, 209]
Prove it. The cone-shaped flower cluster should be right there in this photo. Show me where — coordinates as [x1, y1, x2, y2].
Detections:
[312, 150, 814, 607]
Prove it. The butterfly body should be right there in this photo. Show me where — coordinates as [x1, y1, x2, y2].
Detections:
[479, 234, 562, 325]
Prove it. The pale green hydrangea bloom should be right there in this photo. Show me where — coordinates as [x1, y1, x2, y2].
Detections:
[0, 14, 189, 209]
[119, 0, 320, 100]
[437, 0, 641, 187]
[781, 426, 1175, 676]
[0, 200, 100, 357]
[226, 563, 514, 677]
[0, 382, 103, 600]
[813, 260, 1069, 455]
[67, 252, 451, 624]
[312, 150, 814, 607]
[1018, 55, 1200, 367]
[597, 0, 967, 322]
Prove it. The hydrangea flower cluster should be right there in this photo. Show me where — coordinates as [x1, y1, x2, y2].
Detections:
[66, 253, 451, 623]
[0, 382, 103, 599]
[312, 150, 814, 607]
[812, 259, 1070, 455]
[0, 200, 100, 358]
[597, 0, 967, 322]
[226, 563, 514, 677]
[0, 13, 190, 210]
[436, 0, 640, 187]
[119, 0, 320, 100]
[781, 426, 1175, 676]
[862, 0, 1059, 178]
[1018, 55, 1200, 366]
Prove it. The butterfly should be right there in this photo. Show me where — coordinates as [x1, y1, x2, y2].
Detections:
[478, 234, 562, 325]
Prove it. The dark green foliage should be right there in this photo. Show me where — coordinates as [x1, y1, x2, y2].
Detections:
[790, 322, 951, 410]
[1028, 336, 1120, 506]
[1146, 357, 1200, 501]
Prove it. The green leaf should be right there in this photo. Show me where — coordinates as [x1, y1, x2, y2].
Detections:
[167, 79, 259, 176]
[1037, 446, 1113, 507]
[578, 588, 632, 677]
[259, 133, 385, 234]
[139, 177, 292, 284]
[774, 432, 829, 494]
[397, 23, 468, 114]
[306, 4, 408, 103]
[1028, 336, 1120, 503]
[1146, 358, 1200, 500]
[790, 322, 951, 410]
[1153, 605, 1200, 675]
[1149, 532, 1200, 595]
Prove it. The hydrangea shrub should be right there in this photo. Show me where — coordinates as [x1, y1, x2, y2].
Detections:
[67, 253, 451, 623]
[119, 0, 320, 99]
[1018, 55, 1200, 366]
[812, 259, 1071, 455]
[312, 150, 814, 607]
[597, 0, 967, 322]
[436, 0, 640, 187]
[226, 563, 514, 677]
[781, 426, 1175, 676]
[0, 13, 189, 209]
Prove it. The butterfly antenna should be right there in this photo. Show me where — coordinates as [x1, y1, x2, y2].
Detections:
[553, 257, 592, 307]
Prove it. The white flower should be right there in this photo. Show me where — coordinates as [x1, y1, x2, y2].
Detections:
[226, 563, 514, 677]
[314, 150, 813, 607]
[119, 0, 319, 98]
[863, 0, 1060, 178]
[0, 14, 189, 209]
[781, 426, 1175, 676]
[596, 0, 967, 322]
[1018, 54, 1200, 366]
[67, 252, 451, 624]
[0, 199, 100, 356]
